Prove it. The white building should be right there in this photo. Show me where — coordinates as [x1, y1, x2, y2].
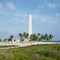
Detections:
[29, 14, 32, 38]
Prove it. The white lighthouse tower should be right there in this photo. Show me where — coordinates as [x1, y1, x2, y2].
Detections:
[29, 14, 32, 38]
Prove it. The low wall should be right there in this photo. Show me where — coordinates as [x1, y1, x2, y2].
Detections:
[0, 41, 60, 47]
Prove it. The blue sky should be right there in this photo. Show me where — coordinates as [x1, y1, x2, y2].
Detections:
[0, 0, 60, 41]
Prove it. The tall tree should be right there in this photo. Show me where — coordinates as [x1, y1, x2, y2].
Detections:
[10, 35, 14, 42]
[0, 39, 2, 42]
[8, 38, 11, 42]
[44, 34, 49, 41]
[19, 33, 23, 41]
[49, 34, 53, 41]
[23, 32, 27, 39]
[30, 34, 38, 41]
[30, 34, 34, 41]
[38, 33, 40, 36]
[24, 33, 29, 39]
[37, 33, 41, 41]
[40, 35, 44, 40]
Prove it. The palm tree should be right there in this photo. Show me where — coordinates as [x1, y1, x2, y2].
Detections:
[49, 34, 53, 41]
[30, 34, 34, 41]
[8, 38, 11, 42]
[30, 34, 38, 41]
[37, 33, 41, 41]
[22, 32, 29, 41]
[19, 33, 23, 41]
[34, 34, 38, 41]
[38, 33, 40, 36]
[40, 35, 44, 40]
[0, 39, 2, 42]
[26, 33, 29, 39]
[23, 32, 27, 39]
[44, 34, 50, 41]
[19, 33, 21, 40]
[10, 35, 14, 42]
[24, 33, 29, 39]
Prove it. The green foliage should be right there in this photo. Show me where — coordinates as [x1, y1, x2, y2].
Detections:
[0, 39, 2, 42]
[30, 34, 38, 41]
[0, 44, 60, 60]
[19, 32, 29, 41]
[3, 32, 53, 42]
[7, 35, 14, 42]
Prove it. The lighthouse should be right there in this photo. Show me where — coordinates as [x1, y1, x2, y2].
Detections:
[29, 14, 32, 38]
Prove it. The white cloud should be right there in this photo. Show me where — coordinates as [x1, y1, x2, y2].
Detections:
[7, 2, 16, 10]
[37, 3, 57, 9]
[37, 5, 41, 8]
[13, 17, 26, 24]
[33, 14, 57, 24]
[55, 13, 60, 17]
[41, 17, 57, 24]
[0, 3, 3, 8]
[47, 3, 56, 8]
[0, 3, 7, 14]
[43, 19, 56, 24]
[48, 20, 56, 23]
[37, 4, 46, 9]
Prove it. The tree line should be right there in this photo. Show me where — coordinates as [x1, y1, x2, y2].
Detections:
[0, 32, 53, 42]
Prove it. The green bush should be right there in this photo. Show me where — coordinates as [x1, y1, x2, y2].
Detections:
[0, 44, 60, 60]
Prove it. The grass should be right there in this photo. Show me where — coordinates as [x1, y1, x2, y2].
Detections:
[0, 45, 17, 48]
[0, 44, 60, 60]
